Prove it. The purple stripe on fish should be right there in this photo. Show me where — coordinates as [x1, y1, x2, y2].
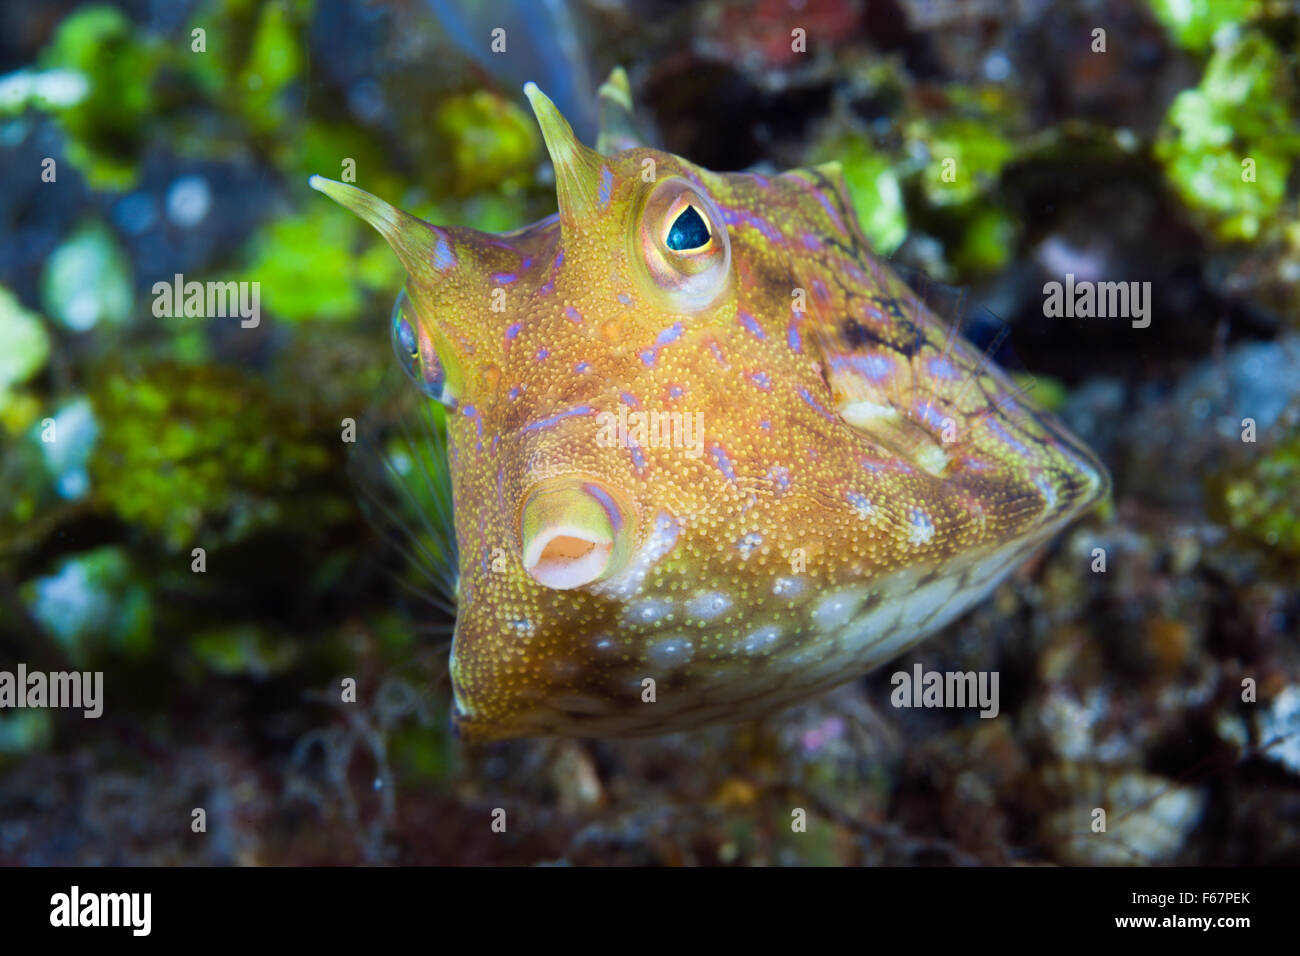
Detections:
[431, 229, 455, 271]
[787, 319, 803, 353]
[709, 442, 737, 482]
[520, 405, 594, 433]
[598, 166, 613, 208]
[986, 416, 1031, 456]
[628, 439, 647, 474]
[583, 481, 623, 532]
[738, 310, 766, 340]
[798, 386, 838, 423]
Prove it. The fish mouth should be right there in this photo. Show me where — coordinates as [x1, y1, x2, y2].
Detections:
[1033, 405, 1113, 518]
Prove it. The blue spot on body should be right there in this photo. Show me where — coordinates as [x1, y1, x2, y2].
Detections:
[738, 311, 766, 340]
[915, 401, 949, 431]
[846, 491, 874, 519]
[798, 387, 837, 423]
[787, 320, 803, 354]
[641, 323, 684, 366]
[657, 323, 684, 346]
[521, 405, 594, 433]
[709, 443, 737, 482]
[928, 356, 959, 380]
[598, 166, 613, 207]
[432, 231, 455, 270]
[629, 440, 647, 474]
[830, 354, 894, 382]
[986, 417, 1031, 456]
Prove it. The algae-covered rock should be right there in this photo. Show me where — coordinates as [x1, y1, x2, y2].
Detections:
[88, 362, 337, 548]
[433, 90, 540, 197]
[21, 545, 154, 663]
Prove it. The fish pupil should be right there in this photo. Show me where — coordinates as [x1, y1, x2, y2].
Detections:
[666, 204, 710, 251]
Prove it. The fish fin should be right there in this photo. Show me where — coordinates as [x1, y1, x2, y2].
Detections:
[349, 367, 459, 633]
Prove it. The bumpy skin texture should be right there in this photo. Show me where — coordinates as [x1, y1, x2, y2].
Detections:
[313, 71, 1109, 742]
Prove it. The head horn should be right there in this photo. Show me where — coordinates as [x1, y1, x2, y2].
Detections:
[523, 82, 607, 230]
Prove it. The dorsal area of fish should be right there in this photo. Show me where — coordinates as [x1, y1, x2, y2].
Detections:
[311, 68, 1109, 742]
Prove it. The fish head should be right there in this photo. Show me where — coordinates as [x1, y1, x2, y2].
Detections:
[313, 75, 1109, 742]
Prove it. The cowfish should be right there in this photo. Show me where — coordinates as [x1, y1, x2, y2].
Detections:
[310, 68, 1109, 743]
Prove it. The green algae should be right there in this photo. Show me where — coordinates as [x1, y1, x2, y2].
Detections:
[809, 134, 907, 255]
[88, 362, 335, 549]
[1211, 427, 1300, 560]
[1147, 0, 1261, 53]
[433, 90, 541, 197]
[1155, 32, 1300, 242]
[234, 202, 399, 323]
[0, 288, 51, 429]
[36, 4, 161, 189]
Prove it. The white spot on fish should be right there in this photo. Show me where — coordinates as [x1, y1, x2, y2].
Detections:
[625, 597, 674, 627]
[743, 626, 782, 655]
[736, 532, 763, 559]
[846, 492, 874, 520]
[895, 574, 960, 630]
[686, 591, 732, 620]
[647, 636, 694, 668]
[812, 587, 867, 631]
[908, 508, 936, 546]
[773, 576, 803, 598]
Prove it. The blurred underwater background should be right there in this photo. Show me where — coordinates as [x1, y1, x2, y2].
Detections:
[1, 0, 1299, 864]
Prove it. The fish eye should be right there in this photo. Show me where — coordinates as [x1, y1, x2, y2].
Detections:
[634, 177, 730, 312]
[664, 203, 711, 252]
[390, 288, 449, 404]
